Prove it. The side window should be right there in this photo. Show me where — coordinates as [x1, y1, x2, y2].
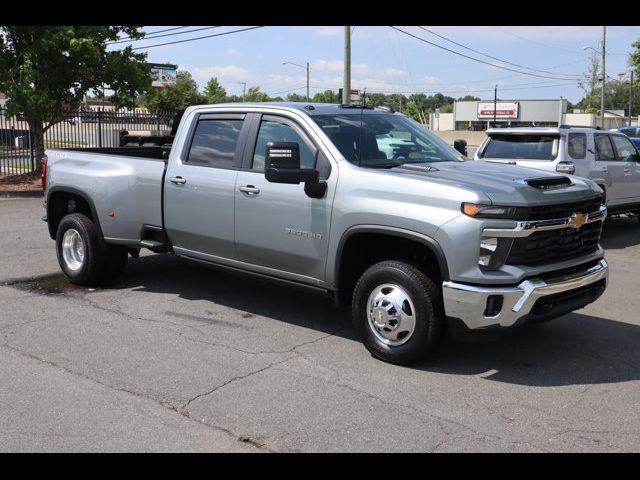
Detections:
[567, 133, 586, 159]
[594, 135, 616, 161]
[611, 135, 640, 162]
[187, 119, 243, 168]
[252, 119, 316, 171]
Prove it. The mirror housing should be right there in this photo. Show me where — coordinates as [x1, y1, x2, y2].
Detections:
[453, 139, 468, 156]
[556, 161, 576, 175]
[265, 142, 319, 184]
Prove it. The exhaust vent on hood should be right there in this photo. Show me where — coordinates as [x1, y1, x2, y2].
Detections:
[526, 176, 572, 190]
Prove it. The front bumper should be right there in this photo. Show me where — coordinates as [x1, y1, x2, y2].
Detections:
[442, 258, 608, 329]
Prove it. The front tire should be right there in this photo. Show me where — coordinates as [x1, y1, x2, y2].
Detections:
[352, 260, 444, 365]
[56, 213, 127, 287]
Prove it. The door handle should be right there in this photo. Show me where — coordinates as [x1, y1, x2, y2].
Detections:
[169, 176, 186, 185]
[624, 168, 631, 175]
[239, 185, 260, 195]
[601, 169, 608, 173]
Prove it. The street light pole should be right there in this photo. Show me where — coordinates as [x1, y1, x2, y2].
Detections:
[238, 82, 246, 101]
[630, 70, 634, 127]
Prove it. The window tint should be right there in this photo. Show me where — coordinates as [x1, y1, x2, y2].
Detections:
[611, 135, 640, 162]
[567, 133, 587, 159]
[594, 135, 616, 161]
[252, 119, 316, 171]
[482, 135, 558, 160]
[187, 119, 243, 168]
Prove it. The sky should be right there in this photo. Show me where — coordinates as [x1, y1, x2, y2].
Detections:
[113, 26, 640, 105]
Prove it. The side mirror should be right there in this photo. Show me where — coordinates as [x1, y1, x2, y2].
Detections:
[453, 139, 468, 156]
[265, 142, 319, 184]
[556, 161, 576, 175]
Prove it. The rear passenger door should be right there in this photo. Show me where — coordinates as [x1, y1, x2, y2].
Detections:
[594, 134, 625, 206]
[610, 134, 640, 202]
[164, 112, 249, 260]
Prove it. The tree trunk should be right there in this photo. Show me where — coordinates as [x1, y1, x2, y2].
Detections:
[27, 116, 45, 175]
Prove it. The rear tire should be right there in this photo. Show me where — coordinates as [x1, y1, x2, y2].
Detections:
[56, 213, 128, 287]
[352, 260, 444, 365]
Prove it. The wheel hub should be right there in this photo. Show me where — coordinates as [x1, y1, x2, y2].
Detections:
[367, 283, 416, 346]
[62, 229, 85, 272]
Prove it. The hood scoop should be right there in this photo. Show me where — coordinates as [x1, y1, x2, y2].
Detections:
[526, 176, 572, 190]
[397, 163, 440, 173]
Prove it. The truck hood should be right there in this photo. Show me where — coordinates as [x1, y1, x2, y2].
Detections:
[389, 160, 602, 206]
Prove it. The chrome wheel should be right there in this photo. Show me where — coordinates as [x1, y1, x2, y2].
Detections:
[367, 283, 417, 346]
[61, 229, 85, 272]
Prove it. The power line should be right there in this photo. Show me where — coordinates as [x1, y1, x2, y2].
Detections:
[109, 26, 221, 45]
[389, 26, 587, 81]
[494, 26, 585, 54]
[110, 26, 188, 43]
[418, 26, 581, 78]
[129, 26, 265, 51]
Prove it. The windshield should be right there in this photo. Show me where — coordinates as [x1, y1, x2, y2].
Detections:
[311, 113, 464, 167]
[481, 134, 559, 161]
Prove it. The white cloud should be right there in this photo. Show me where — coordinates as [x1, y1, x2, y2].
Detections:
[226, 48, 239, 56]
[382, 68, 409, 78]
[314, 27, 342, 38]
[311, 59, 370, 75]
[191, 65, 252, 84]
[423, 75, 438, 85]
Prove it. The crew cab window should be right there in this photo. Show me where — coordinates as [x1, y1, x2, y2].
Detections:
[481, 134, 558, 160]
[187, 119, 243, 168]
[567, 133, 587, 159]
[594, 135, 616, 161]
[252, 119, 316, 171]
[611, 135, 640, 162]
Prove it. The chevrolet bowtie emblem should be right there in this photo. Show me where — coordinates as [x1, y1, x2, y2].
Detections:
[568, 213, 587, 229]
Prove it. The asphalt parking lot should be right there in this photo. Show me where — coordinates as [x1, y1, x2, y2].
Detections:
[1, 197, 640, 452]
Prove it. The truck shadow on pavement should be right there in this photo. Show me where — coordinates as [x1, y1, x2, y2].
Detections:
[600, 215, 640, 250]
[112, 253, 640, 388]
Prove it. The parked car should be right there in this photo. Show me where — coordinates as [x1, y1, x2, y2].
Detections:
[474, 126, 640, 215]
[615, 126, 640, 149]
[42, 103, 608, 365]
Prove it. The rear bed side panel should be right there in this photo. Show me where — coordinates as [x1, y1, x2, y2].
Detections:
[45, 150, 165, 242]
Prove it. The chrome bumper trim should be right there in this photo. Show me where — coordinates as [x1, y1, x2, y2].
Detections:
[442, 258, 608, 329]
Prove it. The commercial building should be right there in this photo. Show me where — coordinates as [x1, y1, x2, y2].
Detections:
[429, 98, 637, 131]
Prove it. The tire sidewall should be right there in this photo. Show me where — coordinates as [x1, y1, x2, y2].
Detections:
[56, 214, 102, 284]
[353, 263, 437, 362]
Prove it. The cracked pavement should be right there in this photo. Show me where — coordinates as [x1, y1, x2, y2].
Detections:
[1, 197, 640, 452]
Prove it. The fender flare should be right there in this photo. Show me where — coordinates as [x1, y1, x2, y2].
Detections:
[46, 186, 103, 240]
[334, 225, 450, 290]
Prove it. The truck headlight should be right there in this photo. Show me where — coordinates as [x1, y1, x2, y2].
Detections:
[462, 203, 518, 219]
[478, 236, 513, 270]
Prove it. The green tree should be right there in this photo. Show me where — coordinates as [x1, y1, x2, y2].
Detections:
[577, 52, 601, 110]
[312, 90, 340, 103]
[285, 92, 306, 102]
[0, 26, 151, 170]
[203, 77, 227, 104]
[244, 86, 269, 102]
[142, 70, 206, 112]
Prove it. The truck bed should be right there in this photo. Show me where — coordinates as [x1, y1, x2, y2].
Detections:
[45, 148, 167, 243]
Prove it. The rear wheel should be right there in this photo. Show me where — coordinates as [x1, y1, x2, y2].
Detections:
[352, 260, 444, 365]
[56, 213, 127, 287]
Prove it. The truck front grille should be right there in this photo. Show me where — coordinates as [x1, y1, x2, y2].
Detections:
[506, 220, 603, 266]
[513, 196, 603, 221]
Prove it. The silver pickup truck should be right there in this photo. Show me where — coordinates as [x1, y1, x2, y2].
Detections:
[42, 103, 609, 365]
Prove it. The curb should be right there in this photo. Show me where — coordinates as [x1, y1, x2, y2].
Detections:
[0, 190, 43, 198]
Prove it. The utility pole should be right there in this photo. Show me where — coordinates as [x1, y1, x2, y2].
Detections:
[600, 26, 606, 128]
[494, 84, 498, 127]
[343, 26, 351, 105]
[629, 70, 634, 127]
[238, 82, 246, 101]
[306, 62, 310, 102]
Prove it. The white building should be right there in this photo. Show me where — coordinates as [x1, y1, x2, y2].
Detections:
[430, 98, 637, 131]
[0, 91, 7, 109]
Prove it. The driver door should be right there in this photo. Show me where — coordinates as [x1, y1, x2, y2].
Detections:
[234, 114, 334, 283]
